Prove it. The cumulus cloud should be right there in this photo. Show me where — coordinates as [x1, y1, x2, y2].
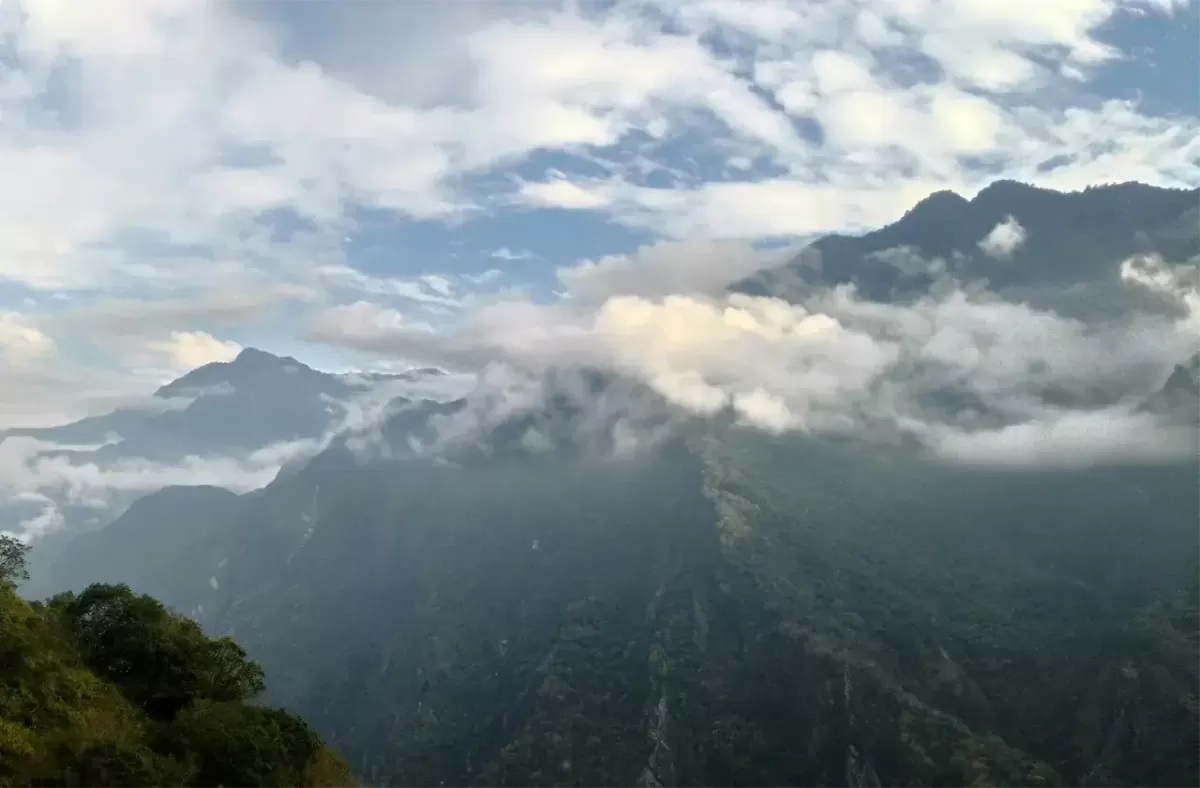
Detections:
[145, 331, 242, 370]
[978, 216, 1028, 259]
[0, 312, 56, 362]
[557, 239, 798, 302]
[310, 240, 1200, 469]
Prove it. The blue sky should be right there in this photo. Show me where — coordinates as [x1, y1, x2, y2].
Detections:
[0, 0, 1197, 427]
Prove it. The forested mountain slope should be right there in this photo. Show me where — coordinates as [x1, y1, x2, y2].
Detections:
[30, 421, 1195, 787]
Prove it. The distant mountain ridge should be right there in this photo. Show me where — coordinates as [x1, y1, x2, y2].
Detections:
[733, 180, 1200, 305]
[0, 347, 451, 574]
[5, 348, 446, 461]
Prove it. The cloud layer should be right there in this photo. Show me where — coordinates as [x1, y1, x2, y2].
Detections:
[310, 237, 1200, 470]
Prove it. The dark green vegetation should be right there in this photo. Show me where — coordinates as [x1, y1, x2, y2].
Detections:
[0, 537, 357, 787]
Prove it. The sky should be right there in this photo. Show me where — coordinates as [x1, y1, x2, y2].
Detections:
[0, 0, 1198, 430]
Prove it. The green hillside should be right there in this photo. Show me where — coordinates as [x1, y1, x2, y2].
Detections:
[0, 536, 357, 787]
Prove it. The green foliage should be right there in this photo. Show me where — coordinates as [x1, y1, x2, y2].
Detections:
[160, 701, 324, 787]
[50, 584, 266, 719]
[0, 581, 357, 787]
[0, 534, 30, 588]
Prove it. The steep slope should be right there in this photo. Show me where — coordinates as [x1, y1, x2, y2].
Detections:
[68, 421, 1198, 787]
[19, 486, 248, 603]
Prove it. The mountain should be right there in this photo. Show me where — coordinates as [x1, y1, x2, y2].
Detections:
[0, 348, 449, 568]
[4, 348, 446, 462]
[16, 181, 1200, 787]
[27, 422, 1197, 786]
[27, 346, 1200, 786]
[1142, 352, 1200, 423]
[733, 180, 1200, 311]
[18, 485, 246, 603]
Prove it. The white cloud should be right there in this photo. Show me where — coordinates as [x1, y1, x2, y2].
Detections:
[312, 301, 436, 346]
[310, 240, 1200, 469]
[463, 269, 503, 285]
[519, 178, 614, 210]
[979, 215, 1028, 258]
[0, 312, 55, 362]
[491, 247, 534, 261]
[556, 239, 796, 302]
[925, 407, 1198, 469]
[507, 1, 1198, 235]
[145, 331, 242, 370]
[1120, 252, 1200, 328]
[311, 265, 508, 313]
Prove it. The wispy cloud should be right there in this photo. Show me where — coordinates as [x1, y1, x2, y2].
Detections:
[556, 239, 797, 303]
[491, 247, 535, 261]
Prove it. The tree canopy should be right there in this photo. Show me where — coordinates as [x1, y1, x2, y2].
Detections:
[0, 534, 30, 588]
[0, 542, 357, 787]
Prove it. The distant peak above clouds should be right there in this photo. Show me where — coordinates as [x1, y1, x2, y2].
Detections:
[734, 179, 1200, 302]
[153, 346, 321, 398]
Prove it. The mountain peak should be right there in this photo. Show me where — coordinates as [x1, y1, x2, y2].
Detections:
[896, 189, 971, 226]
[1164, 352, 1200, 392]
[971, 179, 1040, 199]
[232, 346, 307, 369]
[1141, 352, 1200, 421]
[155, 347, 320, 398]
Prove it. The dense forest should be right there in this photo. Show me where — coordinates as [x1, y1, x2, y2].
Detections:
[0, 535, 356, 787]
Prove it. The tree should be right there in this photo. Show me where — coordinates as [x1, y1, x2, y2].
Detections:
[0, 534, 30, 588]
[0, 581, 358, 787]
[52, 584, 266, 720]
